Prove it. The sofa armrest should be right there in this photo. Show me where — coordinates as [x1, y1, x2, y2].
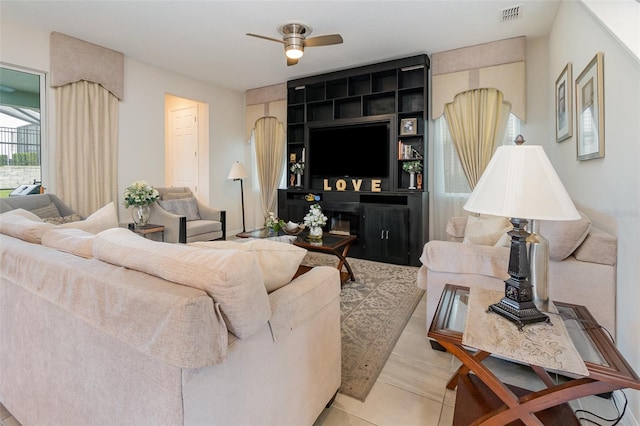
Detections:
[148, 202, 187, 243]
[420, 240, 510, 280]
[268, 266, 340, 341]
[197, 201, 226, 240]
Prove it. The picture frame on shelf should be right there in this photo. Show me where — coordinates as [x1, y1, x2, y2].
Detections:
[290, 153, 296, 163]
[555, 62, 572, 143]
[400, 118, 418, 136]
[575, 52, 605, 161]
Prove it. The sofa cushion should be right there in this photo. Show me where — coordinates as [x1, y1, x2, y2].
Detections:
[158, 197, 201, 221]
[162, 190, 193, 200]
[463, 215, 512, 246]
[573, 227, 617, 266]
[43, 214, 83, 225]
[59, 202, 119, 234]
[540, 211, 591, 261]
[0, 208, 56, 243]
[41, 228, 95, 258]
[30, 202, 61, 218]
[93, 228, 270, 339]
[191, 239, 307, 293]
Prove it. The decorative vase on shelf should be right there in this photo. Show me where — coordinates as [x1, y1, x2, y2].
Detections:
[309, 226, 323, 242]
[417, 173, 423, 189]
[290, 174, 295, 187]
[132, 205, 151, 227]
[409, 172, 416, 189]
[296, 173, 302, 187]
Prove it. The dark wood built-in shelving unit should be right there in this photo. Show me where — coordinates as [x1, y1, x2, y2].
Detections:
[280, 55, 430, 266]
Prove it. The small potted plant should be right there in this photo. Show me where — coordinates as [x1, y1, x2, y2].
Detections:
[303, 203, 327, 242]
[402, 161, 423, 189]
[265, 211, 285, 233]
[123, 180, 160, 227]
[290, 162, 304, 187]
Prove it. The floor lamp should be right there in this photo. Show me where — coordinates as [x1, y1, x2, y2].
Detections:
[227, 161, 248, 233]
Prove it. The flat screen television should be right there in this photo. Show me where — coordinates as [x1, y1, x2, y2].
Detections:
[308, 121, 390, 178]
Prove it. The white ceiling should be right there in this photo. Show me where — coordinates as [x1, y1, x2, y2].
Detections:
[1, 1, 561, 92]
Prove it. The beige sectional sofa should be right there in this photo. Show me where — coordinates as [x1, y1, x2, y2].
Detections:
[0, 210, 341, 425]
[418, 212, 617, 338]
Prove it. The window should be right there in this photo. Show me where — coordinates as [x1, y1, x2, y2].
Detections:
[0, 65, 45, 197]
[435, 113, 521, 195]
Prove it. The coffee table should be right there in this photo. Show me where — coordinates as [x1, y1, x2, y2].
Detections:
[429, 284, 640, 426]
[292, 232, 357, 284]
[236, 228, 357, 284]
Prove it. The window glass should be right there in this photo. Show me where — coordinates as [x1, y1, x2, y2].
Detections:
[0, 65, 44, 197]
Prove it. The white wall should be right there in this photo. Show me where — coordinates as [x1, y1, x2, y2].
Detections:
[0, 20, 248, 234]
[549, 1, 640, 421]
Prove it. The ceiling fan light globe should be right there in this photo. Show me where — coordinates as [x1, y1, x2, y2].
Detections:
[285, 46, 304, 59]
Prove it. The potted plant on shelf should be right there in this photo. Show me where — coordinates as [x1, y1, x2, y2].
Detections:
[303, 203, 327, 242]
[402, 161, 423, 190]
[123, 180, 160, 227]
[290, 162, 304, 187]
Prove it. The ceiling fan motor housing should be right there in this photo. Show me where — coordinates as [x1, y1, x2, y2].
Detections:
[280, 24, 309, 59]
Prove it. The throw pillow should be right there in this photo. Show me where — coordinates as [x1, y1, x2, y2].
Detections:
[59, 202, 119, 234]
[93, 228, 270, 339]
[0, 208, 56, 243]
[162, 191, 194, 200]
[41, 227, 95, 258]
[30, 202, 62, 218]
[158, 197, 201, 221]
[191, 239, 307, 293]
[539, 211, 591, 261]
[463, 215, 512, 246]
[43, 214, 83, 225]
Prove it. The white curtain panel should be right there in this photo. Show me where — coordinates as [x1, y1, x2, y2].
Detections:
[55, 81, 119, 217]
[253, 117, 285, 218]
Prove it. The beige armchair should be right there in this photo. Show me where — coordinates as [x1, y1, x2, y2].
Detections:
[149, 187, 225, 243]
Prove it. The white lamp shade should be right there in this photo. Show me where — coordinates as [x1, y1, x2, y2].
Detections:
[464, 145, 580, 221]
[227, 161, 248, 180]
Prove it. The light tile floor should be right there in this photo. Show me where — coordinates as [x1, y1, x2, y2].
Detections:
[0, 293, 631, 426]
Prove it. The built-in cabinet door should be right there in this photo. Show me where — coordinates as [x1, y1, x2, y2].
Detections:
[362, 205, 409, 264]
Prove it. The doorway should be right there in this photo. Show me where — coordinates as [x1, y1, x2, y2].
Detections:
[165, 95, 209, 201]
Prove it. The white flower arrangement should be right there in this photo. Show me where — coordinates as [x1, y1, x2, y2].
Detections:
[402, 160, 423, 174]
[123, 180, 160, 208]
[303, 203, 327, 228]
[265, 211, 285, 232]
[290, 162, 305, 175]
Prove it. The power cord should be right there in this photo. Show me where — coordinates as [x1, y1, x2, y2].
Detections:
[574, 389, 628, 425]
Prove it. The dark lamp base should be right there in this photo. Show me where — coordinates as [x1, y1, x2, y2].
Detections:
[488, 298, 550, 331]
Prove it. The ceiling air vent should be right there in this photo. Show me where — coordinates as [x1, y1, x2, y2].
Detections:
[500, 5, 522, 22]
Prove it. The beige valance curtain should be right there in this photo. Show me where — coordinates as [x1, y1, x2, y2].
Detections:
[51, 32, 123, 217]
[55, 81, 119, 217]
[444, 88, 511, 190]
[253, 117, 285, 217]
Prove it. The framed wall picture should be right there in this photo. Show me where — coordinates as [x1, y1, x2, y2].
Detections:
[400, 118, 418, 136]
[555, 63, 572, 142]
[575, 52, 605, 161]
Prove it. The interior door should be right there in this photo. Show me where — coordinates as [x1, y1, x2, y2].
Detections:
[169, 104, 198, 193]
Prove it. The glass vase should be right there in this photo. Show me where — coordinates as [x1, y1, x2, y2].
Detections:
[309, 226, 323, 242]
[528, 220, 549, 312]
[132, 205, 151, 227]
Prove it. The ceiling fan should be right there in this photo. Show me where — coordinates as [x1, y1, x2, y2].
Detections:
[247, 23, 343, 66]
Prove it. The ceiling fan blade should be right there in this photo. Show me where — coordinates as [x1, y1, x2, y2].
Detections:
[305, 34, 343, 47]
[287, 57, 299, 66]
[246, 33, 284, 44]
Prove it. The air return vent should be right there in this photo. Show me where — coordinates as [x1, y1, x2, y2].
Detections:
[500, 5, 522, 22]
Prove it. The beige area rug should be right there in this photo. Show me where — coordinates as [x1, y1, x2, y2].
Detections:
[301, 252, 424, 402]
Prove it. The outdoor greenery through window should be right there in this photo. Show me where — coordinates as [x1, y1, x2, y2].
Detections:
[0, 65, 44, 198]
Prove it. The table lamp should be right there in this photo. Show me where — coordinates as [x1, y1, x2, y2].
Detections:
[463, 144, 580, 330]
[227, 161, 248, 232]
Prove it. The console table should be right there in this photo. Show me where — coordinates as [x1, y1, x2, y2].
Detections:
[429, 284, 640, 426]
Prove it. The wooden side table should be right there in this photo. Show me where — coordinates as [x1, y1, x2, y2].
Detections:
[429, 284, 640, 426]
[128, 223, 165, 242]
